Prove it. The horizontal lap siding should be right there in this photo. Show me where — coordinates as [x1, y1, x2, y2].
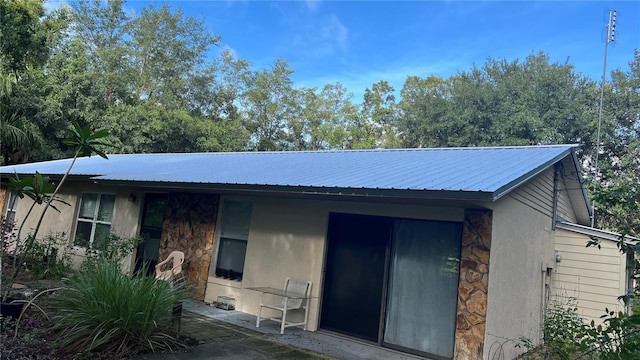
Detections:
[558, 156, 582, 223]
[509, 168, 554, 217]
[556, 178, 577, 223]
[553, 229, 625, 324]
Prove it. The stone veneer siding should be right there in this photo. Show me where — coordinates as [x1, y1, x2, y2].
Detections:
[0, 188, 6, 213]
[454, 209, 492, 360]
[160, 192, 219, 300]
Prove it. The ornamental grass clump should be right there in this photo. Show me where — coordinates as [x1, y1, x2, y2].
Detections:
[50, 257, 187, 357]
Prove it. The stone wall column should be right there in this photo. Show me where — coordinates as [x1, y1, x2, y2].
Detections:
[0, 188, 7, 213]
[454, 209, 492, 360]
[160, 193, 219, 300]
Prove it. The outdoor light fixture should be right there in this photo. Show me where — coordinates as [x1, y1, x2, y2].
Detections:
[128, 193, 137, 203]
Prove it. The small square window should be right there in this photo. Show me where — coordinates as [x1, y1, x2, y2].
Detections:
[74, 193, 116, 249]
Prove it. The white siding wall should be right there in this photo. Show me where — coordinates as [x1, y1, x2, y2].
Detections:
[553, 229, 626, 324]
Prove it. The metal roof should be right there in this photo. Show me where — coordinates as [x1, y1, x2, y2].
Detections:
[0, 145, 584, 201]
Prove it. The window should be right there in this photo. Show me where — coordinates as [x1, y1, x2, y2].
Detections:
[626, 251, 636, 313]
[74, 193, 116, 249]
[4, 192, 19, 226]
[215, 200, 252, 281]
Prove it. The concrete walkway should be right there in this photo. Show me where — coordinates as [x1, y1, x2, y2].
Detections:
[142, 300, 425, 360]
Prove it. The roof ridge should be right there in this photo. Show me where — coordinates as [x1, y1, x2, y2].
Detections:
[101, 144, 578, 157]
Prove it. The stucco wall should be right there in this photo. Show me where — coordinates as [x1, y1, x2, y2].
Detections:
[10, 181, 142, 271]
[553, 229, 626, 324]
[205, 195, 465, 332]
[484, 194, 552, 359]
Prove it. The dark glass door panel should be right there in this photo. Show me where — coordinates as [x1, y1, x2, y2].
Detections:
[320, 213, 390, 342]
[134, 194, 167, 275]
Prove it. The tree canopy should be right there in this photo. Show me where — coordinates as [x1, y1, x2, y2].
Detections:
[0, 0, 638, 235]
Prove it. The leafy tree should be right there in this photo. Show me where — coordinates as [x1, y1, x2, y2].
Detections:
[397, 75, 451, 148]
[53, 0, 223, 154]
[0, 0, 67, 79]
[590, 51, 640, 233]
[127, 4, 220, 106]
[0, 0, 69, 164]
[290, 83, 356, 150]
[397, 52, 596, 149]
[0, 74, 41, 165]
[358, 80, 400, 148]
[241, 59, 299, 151]
[70, 0, 131, 108]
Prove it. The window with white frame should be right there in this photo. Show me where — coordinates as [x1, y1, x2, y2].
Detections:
[74, 193, 116, 249]
[4, 191, 19, 226]
[215, 200, 252, 281]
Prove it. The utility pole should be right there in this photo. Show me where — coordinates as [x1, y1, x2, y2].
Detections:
[592, 8, 617, 228]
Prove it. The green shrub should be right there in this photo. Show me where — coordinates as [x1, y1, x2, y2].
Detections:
[541, 298, 591, 359]
[584, 309, 640, 360]
[80, 233, 142, 271]
[50, 257, 187, 357]
[528, 297, 640, 360]
[21, 232, 72, 279]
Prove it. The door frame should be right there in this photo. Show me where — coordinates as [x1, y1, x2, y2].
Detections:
[134, 193, 168, 275]
[319, 212, 462, 360]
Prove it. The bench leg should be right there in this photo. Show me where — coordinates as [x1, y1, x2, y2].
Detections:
[256, 292, 264, 328]
[280, 298, 288, 334]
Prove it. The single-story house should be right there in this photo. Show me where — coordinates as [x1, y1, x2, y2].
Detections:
[0, 145, 632, 360]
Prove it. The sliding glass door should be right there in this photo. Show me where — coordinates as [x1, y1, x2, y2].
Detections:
[383, 219, 462, 358]
[321, 213, 462, 359]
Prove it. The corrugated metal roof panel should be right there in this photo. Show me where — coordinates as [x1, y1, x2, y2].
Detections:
[0, 145, 579, 199]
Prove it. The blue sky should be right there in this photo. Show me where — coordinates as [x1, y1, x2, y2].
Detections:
[133, 1, 639, 101]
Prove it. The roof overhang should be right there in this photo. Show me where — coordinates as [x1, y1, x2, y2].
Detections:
[556, 221, 638, 245]
[91, 178, 496, 202]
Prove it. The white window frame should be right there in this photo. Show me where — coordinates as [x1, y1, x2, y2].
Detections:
[4, 191, 19, 226]
[73, 193, 116, 249]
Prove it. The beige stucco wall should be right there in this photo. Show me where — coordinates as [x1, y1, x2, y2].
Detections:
[205, 195, 465, 332]
[10, 181, 142, 271]
[484, 194, 553, 360]
[553, 229, 626, 324]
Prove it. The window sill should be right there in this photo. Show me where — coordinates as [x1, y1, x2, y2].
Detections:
[209, 276, 243, 289]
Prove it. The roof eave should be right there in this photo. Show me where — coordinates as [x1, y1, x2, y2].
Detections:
[567, 150, 593, 225]
[490, 146, 593, 225]
[556, 221, 638, 244]
[93, 179, 496, 202]
[491, 146, 576, 201]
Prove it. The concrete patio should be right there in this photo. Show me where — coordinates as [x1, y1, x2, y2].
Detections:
[143, 300, 426, 360]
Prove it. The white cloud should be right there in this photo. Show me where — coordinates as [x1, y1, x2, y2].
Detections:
[221, 44, 239, 59]
[321, 14, 348, 53]
[287, 13, 349, 58]
[305, 0, 321, 12]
